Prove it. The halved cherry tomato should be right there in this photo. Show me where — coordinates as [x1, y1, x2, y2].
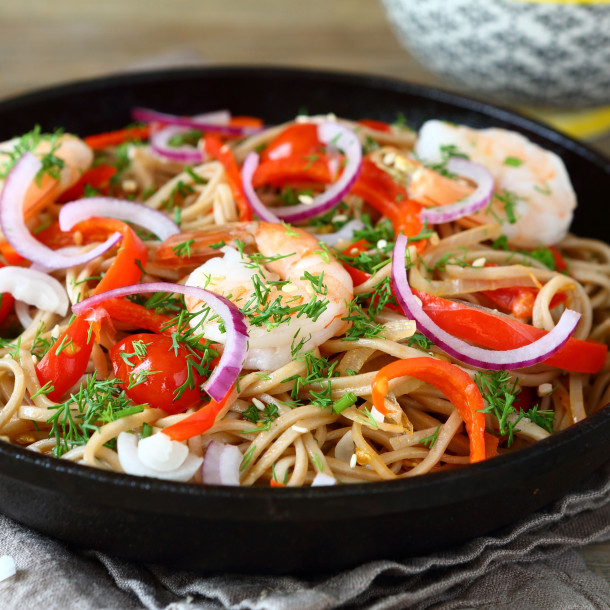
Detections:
[110, 333, 206, 415]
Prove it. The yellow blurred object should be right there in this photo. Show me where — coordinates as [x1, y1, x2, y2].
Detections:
[517, 105, 610, 140]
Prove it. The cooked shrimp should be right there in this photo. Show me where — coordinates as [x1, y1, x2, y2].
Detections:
[0, 133, 93, 219]
[181, 221, 353, 370]
[412, 120, 577, 248]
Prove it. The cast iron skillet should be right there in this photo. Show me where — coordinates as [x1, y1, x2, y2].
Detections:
[0, 67, 608, 573]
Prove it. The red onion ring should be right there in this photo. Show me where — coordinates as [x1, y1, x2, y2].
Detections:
[72, 282, 248, 401]
[241, 122, 363, 223]
[132, 107, 262, 137]
[391, 234, 581, 369]
[150, 125, 204, 164]
[0, 154, 121, 270]
[201, 440, 242, 486]
[59, 197, 180, 241]
[420, 158, 494, 225]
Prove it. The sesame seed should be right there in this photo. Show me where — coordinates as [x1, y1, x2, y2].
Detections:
[252, 397, 266, 411]
[281, 283, 298, 293]
[383, 152, 396, 166]
[349, 247, 360, 256]
[298, 194, 314, 205]
[349, 454, 357, 469]
[394, 156, 409, 172]
[430, 232, 440, 246]
[334, 214, 348, 222]
[472, 257, 486, 268]
[376, 239, 388, 250]
[537, 383, 553, 397]
[122, 179, 138, 193]
[292, 425, 308, 434]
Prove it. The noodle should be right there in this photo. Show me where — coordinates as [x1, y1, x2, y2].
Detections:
[0, 111, 608, 487]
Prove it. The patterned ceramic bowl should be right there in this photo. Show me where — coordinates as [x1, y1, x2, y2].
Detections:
[381, 0, 610, 108]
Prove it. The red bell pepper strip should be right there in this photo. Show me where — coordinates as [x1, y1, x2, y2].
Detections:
[417, 291, 607, 374]
[482, 286, 567, 319]
[352, 159, 426, 249]
[204, 134, 253, 221]
[549, 246, 568, 272]
[357, 119, 392, 133]
[36, 219, 148, 400]
[162, 385, 237, 442]
[260, 123, 322, 163]
[84, 125, 150, 150]
[57, 164, 118, 203]
[228, 116, 264, 130]
[372, 357, 487, 463]
[98, 298, 175, 335]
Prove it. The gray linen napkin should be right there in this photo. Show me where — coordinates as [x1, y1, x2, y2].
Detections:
[1, 461, 609, 609]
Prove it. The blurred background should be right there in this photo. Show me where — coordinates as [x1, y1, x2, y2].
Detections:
[0, 0, 608, 580]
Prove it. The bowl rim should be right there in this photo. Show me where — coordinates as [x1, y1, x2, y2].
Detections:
[0, 64, 608, 521]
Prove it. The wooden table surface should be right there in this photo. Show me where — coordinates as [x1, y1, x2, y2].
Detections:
[1, 0, 609, 586]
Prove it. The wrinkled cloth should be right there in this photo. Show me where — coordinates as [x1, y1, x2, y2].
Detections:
[1, 462, 609, 609]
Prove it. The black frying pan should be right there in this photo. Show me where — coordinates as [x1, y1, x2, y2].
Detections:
[0, 67, 608, 573]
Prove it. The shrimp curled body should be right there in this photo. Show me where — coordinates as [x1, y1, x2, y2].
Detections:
[183, 221, 354, 370]
[414, 120, 577, 248]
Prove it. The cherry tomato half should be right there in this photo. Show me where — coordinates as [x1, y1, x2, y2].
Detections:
[110, 333, 207, 414]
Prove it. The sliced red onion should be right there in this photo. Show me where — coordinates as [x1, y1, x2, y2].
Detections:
[315, 219, 365, 246]
[420, 158, 494, 224]
[391, 234, 580, 369]
[311, 472, 337, 486]
[0, 154, 121, 270]
[59, 197, 180, 241]
[150, 125, 204, 164]
[72, 282, 248, 401]
[132, 107, 262, 137]
[241, 153, 281, 223]
[0, 266, 69, 316]
[117, 432, 202, 482]
[201, 440, 242, 486]
[241, 122, 363, 223]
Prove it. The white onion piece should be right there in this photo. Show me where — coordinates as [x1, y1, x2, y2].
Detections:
[117, 432, 202, 482]
[311, 472, 337, 487]
[0, 556, 16, 582]
[59, 197, 180, 241]
[391, 234, 581, 369]
[314, 219, 365, 246]
[334, 430, 355, 463]
[0, 267, 68, 315]
[72, 282, 248, 401]
[420, 158, 494, 224]
[14, 301, 33, 328]
[0, 153, 122, 270]
[150, 125, 203, 164]
[132, 107, 262, 137]
[137, 431, 189, 472]
[201, 440, 242, 486]
[241, 122, 363, 223]
[370, 406, 385, 424]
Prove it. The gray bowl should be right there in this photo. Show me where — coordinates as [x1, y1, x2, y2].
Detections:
[381, 0, 610, 109]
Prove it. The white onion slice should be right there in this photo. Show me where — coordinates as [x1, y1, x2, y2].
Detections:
[14, 301, 33, 328]
[241, 122, 363, 223]
[201, 440, 242, 486]
[0, 154, 121, 270]
[72, 282, 248, 401]
[132, 107, 262, 137]
[420, 158, 494, 225]
[117, 432, 202, 482]
[334, 430, 354, 463]
[0, 267, 68, 316]
[59, 197, 180, 241]
[311, 472, 337, 486]
[391, 234, 581, 369]
[314, 219, 365, 246]
[137, 431, 189, 472]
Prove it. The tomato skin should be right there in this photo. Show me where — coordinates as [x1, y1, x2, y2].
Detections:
[110, 333, 205, 415]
